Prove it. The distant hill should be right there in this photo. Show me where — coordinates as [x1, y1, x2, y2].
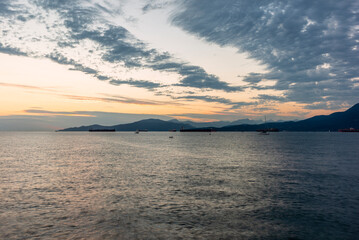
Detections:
[219, 103, 359, 131]
[59, 119, 194, 131]
[112, 119, 193, 131]
[58, 103, 359, 132]
[59, 124, 110, 131]
[169, 118, 263, 128]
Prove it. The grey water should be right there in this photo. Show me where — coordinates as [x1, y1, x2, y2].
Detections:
[0, 132, 358, 239]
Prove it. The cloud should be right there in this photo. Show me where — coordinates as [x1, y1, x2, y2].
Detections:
[23, 109, 168, 117]
[176, 95, 254, 109]
[48, 52, 164, 90]
[151, 62, 242, 92]
[0, 82, 55, 91]
[175, 66, 242, 92]
[142, 1, 172, 14]
[47, 52, 100, 74]
[61, 93, 169, 106]
[0, 0, 241, 94]
[171, 0, 359, 105]
[177, 95, 233, 104]
[109, 79, 163, 90]
[25, 109, 94, 116]
[0, 81, 170, 105]
[252, 107, 276, 112]
[3, 0, 357, 113]
[0, 0, 19, 15]
[169, 112, 246, 122]
[255, 94, 287, 102]
[0, 43, 28, 56]
[0, 110, 174, 130]
[303, 102, 349, 110]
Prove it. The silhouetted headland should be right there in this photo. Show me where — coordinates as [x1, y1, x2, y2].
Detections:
[58, 103, 359, 132]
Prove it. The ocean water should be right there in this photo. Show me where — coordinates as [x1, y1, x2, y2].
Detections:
[0, 131, 358, 239]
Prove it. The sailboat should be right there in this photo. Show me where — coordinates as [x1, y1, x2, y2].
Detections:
[259, 129, 269, 135]
[258, 116, 269, 135]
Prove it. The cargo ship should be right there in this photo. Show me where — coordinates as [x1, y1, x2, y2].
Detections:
[256, 128, 279, 132]
[180, 128, 216, 132]
[89, 129, 116, 132]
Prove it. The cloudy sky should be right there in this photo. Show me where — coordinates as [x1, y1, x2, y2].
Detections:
[1, 0, 358, 130]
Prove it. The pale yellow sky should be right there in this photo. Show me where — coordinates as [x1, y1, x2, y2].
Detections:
[0, 54, 241, 119]
[0, 51, 335, 126]
[0, 0, 353, 130]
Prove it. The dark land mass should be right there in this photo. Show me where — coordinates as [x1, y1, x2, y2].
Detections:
[59, 119, 194, 131]
[169, 118, 264, 128]
[219, 103, 359, 131]
[58, 103, 359, 132]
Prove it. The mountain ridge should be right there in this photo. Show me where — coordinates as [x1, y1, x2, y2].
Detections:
[58, 119, 194, 131]
[58, 103, 359, 132]
[219, 103, 359, 131]
[169, 118, 264, 128]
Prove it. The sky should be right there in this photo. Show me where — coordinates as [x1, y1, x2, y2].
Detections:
[0, 0, 358, 130]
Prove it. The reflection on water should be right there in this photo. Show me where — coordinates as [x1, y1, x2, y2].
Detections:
[0, 132, 358, 239]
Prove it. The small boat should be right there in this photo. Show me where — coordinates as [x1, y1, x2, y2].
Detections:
[258, 130, 269, 135]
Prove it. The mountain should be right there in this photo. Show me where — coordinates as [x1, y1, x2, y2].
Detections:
[59, 124, 109, 131]
[219, 103, 359, 131]
[169, 118, 263, 128]
[58, 103, 359, 132]
[229, 118, 264, 126]
[59, 119, 194, 131]
[112, 119, 193, 131]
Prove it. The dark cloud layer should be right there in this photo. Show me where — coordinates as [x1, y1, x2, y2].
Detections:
[142, 1, 171, 14]
[0, 110, 173, 131]
[151, 62, 242, 92]
[172, 0, 359, 106]
[0, 43, 27, 56]
[110, 79, 163, 90]
[176, 95, 254, 109]
[255, 94, 287, 102]
[2, 0, 357, 112]
[0, 0, 19, 15]
[0, 0, 240, 93]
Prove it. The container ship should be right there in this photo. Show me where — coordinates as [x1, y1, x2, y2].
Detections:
[89, 129, 116, 132]
[256, 128, 279, 132]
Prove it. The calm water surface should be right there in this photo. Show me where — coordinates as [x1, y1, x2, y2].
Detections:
[0, 132, 358, 239]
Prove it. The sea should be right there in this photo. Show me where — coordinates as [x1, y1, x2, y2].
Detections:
[0, 131, 358, 239]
